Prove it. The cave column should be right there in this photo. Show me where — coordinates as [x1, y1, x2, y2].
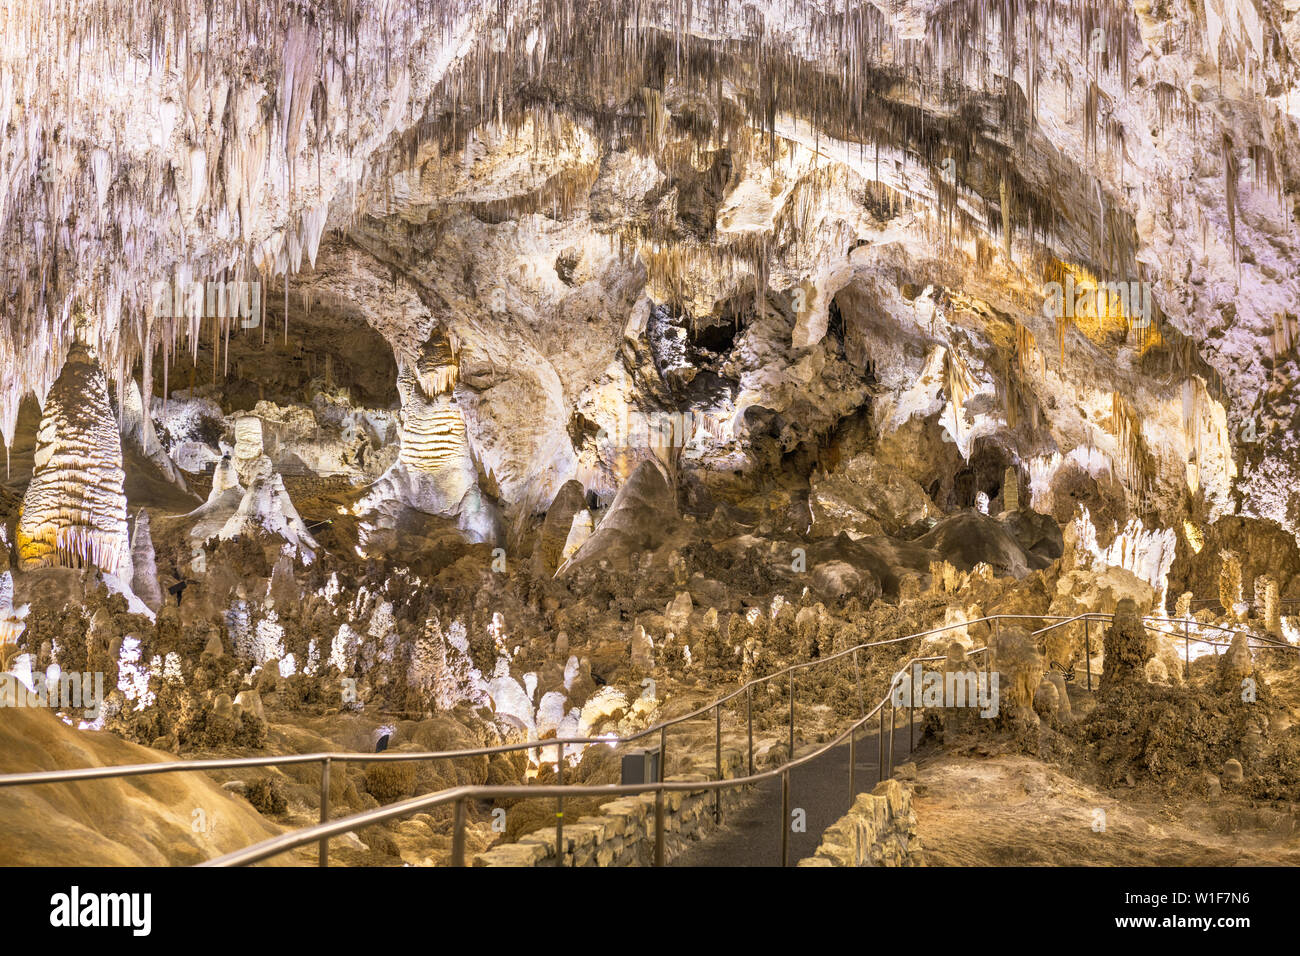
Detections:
[17, 340, 133, 581]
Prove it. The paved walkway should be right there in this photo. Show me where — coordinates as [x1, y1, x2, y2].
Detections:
[671, 715, 921, 866]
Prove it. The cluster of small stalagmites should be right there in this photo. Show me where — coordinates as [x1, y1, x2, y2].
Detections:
[16, 341, 132, 580]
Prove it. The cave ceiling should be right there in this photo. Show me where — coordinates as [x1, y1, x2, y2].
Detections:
[2, 0, 1299, 534]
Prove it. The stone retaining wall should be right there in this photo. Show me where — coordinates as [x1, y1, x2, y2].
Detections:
[474, 752, 748, 867]
[796, 778, 926, 867]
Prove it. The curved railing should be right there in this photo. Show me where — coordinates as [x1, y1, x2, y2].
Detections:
[0, 609, 1293, 867]
[201, 647, 968, 868]
[1035, 611, 1293, 688]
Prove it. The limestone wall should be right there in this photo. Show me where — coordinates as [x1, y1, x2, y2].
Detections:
[796, 779, 926, 867]
[473, 757, 747, 867]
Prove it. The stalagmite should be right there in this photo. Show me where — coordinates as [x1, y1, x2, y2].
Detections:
[1219, 550, 1243, 622]
[535, 480, 587, 575]
[219, 474, 318, 563]
[232, 416, 272, 485]
[356, 329, 495, 543]
[130, 510, 163, 613]
[17, 341, 132, 580]
[1259, 575, 1281, 637]
[1002, 465, 1019, 513]
[558, 510, 595, 571]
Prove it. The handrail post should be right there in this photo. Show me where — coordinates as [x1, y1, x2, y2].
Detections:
[318, 757, 331, 868]
[653, 787, 665, 866]
[746, 685, 754, 776]
[853, 646, 863, 717]
[451, 797, 466, 867]
[788, 672, 795, 761]
[555, 751, 565, 867]
[848, 725, 856, 806]
[1085, 618, 1092, 691]
[656, 725, 667, 865]
[877, 704, 885, 780]
[887, 701, 895, 778]
[714, 702, 722, 824]
[1184, 619, 1191, 680]
[909, 662, 916, 751]
[780, 769, 790, 867]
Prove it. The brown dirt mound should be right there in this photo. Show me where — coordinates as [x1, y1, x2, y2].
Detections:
[0, 706, 286, 865]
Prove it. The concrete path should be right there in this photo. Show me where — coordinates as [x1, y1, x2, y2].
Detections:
[671, 715, 921, 866]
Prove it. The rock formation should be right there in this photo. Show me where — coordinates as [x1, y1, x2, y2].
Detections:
[1100, 599, 1155, 692]
[129, 510, 163, 612]
[534, 480, 587, 576]
[4, 0, 1300, 874]
[17, 342, 132, 581]
[356, 330, 497, 544]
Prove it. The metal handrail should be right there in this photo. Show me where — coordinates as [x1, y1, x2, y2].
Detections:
[0, 612, 1043, 792]
[203, 611, 1300, 867]
[2, 608, 1293, 867]
[201, 649, 973, 867]
[1030, 611, 1294, 688]
[1190, 597, 1300, 609]
[0, 611, 999, 867]
[1034, 612, 1291, 649]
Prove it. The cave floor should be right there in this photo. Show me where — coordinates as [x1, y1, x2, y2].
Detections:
[911, 754, 1300, 866]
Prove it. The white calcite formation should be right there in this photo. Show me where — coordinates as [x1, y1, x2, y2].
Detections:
[409, 615, 490, 712]
[222, 475, 318, 562]
[129, 510, 163, 613]
[116, 378, 188, 490]
[17, 341, 132, 580]
[356, 329, 496, 543]
[186, 458, 245, 540]
[558, 510, 594, 571]
[2, 0, 1296, 542]
[231, 416, 272, 485]
[186, 452, 317, 562]
[0, 571, 29, 651]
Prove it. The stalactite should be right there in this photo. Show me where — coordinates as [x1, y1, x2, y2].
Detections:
[0, 0, 1290, 501]
[1222, 133, 1239, 266]
[943, 346, 975, 443]
[1109, 391, 1154, 504]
